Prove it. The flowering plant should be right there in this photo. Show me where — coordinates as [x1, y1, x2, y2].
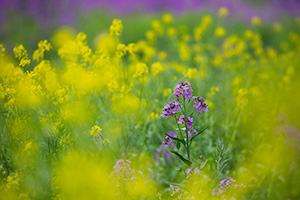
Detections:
[161, 82, 208, 166]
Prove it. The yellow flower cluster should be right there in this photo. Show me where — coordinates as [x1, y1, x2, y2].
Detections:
[110, 18, 123, 36]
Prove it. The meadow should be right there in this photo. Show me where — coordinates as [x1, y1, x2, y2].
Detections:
[0, 7, 300, 199]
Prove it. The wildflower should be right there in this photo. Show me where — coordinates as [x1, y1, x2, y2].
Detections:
[166, 27, 177, 37]
[218, 7, 229, 17]
[161, 100, 181, 118]
[19, 57, 31, 67]
[173, 82, 193, 100]
[110, 159, 142, 187]
[215, 27, 226, 37]
[133, 62, 148, 78]
[146, 30, 156, 42]
[186, 68, 197, 79]
[162, 14, 173, 24]
[110, 19, 123, 36]
[158, 51, 167, 60]
[212, 177, 245, 196]
[116, 43, 127, 57]
[163, 88, 171, 96]
[0, 44, 5, 55]
[236, 88, 248, 109]
[150, 112, 159, 119]
[151, 20, 163, 34]
[90, 125, 102, 137]
[5, 172, 21, 190]
[151, 62, 164, 76]
[107, 79, 119, 92]
[193, 96, 208, 113]
[33, 40, 52, 62]
[13, 44, 28, 59]
[251, 16, 261, 26]
[177, 115, 185, 124]
[272, 22, 282, 32]
[103, 139, 111, 144]
[127, 43, 135, 55]
[188, 129, 198, 136]
[185, 167, 202, 179]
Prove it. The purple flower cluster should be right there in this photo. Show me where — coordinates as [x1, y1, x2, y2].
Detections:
[185, 167, 202, 179]
[212, 177, 245, 197]
[110, 159, 143, 187]
[161, 82, 208, 141]
[174, 82, 193, 100]
[193, 96, 208, 113]
[161, 132, 176, 147]
[161, 100, 181, 118]
[177, 115, 193, 128]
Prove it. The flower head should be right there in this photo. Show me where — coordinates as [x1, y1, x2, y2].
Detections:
[161, 100, 181, 118]
[173, 81, 193, 100]
[193, 96, 208, 114]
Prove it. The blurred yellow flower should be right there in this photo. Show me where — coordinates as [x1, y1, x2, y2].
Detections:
[110, 18, 123, 36]
[218, 7, 229, 17]
[251, 16, 261, 26]
[162, 14, 173, 24]
[215, 27, 226, 37]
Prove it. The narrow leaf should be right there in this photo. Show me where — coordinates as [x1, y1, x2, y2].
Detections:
[176, 141, 180, 150]
[166, 134, 185, 145]
[171, 151, 192, 166]
[190, 127, 207, 143]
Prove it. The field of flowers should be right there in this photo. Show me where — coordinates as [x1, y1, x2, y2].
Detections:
[1, 4, 300, 199]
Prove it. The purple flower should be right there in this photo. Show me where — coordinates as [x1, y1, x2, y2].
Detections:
[177, 115, 185, 124]
[186, 117, 193, 128]
[161, 100, 181, 118]
[188, 129, 198, 136]
[173, 82, 193, 100]
[212, 177, 243, 197]
[193, 96, 208, 114]
[185, 167, 202, 179]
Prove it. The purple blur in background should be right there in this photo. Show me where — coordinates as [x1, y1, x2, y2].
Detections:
[1, 0, 299, 27]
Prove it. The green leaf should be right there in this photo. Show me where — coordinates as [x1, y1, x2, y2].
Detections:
[190, 127, 207, 143]
[176, 141, 180, 150]
[166, 134, 185, 145]
[171, 151, 192, 166]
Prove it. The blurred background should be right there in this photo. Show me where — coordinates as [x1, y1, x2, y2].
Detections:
[0, 0, 300, 199]
[1, 0, 300, 49]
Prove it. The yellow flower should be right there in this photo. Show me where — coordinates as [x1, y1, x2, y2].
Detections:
[127, 43, 136, 55]
[33, 40, 52, 62]
[218, 7, 229, 17]
[151, 62, 164, 76]
[158, 51, 167, 60]
[166, 27, 177, 37]
[272, 22, 282, 32]
[13, 44, 28, 60]
[146, 30, 156, 42]
[251, 16, 261, 26]
[236, 88, 248, 110]
[107, 79, 119, 92]
[162, 14, 173, 24]
[186, 68, 197, 79]
[163, 88, 171, 96]
[151, 20, 164, 34]
[117, 43, 127, 57]
[0, 44, 5, 55]
[215, 27, 226, 37]
[90, 125, 102, 138]
[133, 62, 148, 78]
[6, 172, 21, 190]
[103, 139, 111, 144]
[110, 18, 123, 36]
[150, 112, 159, 119]
[19, 57, 31, 67]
